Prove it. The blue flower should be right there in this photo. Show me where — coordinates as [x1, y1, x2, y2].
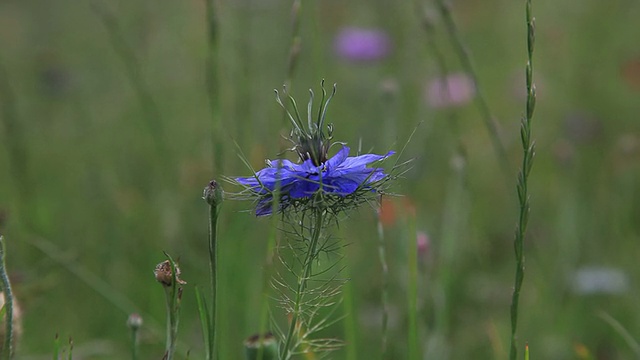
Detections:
[236, 146, 395, 216]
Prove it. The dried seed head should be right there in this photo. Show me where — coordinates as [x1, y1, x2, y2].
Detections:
[154, 260, 186, 287]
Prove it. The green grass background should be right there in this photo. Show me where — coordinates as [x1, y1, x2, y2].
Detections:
[1, 0, 639, 358]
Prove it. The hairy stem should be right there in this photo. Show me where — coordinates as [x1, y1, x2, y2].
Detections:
[281, 210, 325, 360]
[0, 236, 14, 359]
[509, 0, 536, 358]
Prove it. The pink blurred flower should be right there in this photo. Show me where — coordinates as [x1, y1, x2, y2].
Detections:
[334, 27, 392, 62]
[416, 231, 430, 258]
[426, 73, 476, 108]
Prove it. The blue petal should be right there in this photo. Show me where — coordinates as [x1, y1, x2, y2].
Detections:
[325, 146, 350, 171]
[337, 150, 395, 171]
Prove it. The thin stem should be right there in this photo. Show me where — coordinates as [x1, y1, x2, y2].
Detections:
[204, 181, 223, 360]
[509, 0, 536, 359]
[407, 215, 419, 360]
[164, 286, 177, 360]
[162, 254, 183, 360]
[376, 207, 390, 359]
[0, 236, 14, 359]
[281, 210, 325, 360]
[208, 195, 220, 359]
[433, 0, 511, 177]
[130, 326, 139, 360]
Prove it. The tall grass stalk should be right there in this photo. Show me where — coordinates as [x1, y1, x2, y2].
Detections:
[376, 206, 390, 358]
[0, 236, 14, 359]
[0, 61, 29, 206]
[509, 0, 536, 359]
[280, 0, 302, 128]
[433, 0, 511, 176]
[204, 0, 224, 174]
[93, 5, 168, 161]
[284, 0, 302, 90]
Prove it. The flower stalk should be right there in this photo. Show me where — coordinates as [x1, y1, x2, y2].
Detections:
[281, 209, 325, 360]
[127, 313, 143, 360]
[202, 180, 223, 360]
[155, 255, 185, 360]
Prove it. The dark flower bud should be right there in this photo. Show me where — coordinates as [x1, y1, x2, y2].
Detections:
[203, 180, 224, 207]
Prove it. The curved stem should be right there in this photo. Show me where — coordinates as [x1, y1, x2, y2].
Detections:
[281, 210, 325, 360]
[434, 0, 511, 177]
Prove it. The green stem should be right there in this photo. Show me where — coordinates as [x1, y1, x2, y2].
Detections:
[204, 180, 223, 360]
[208, 195, 220, 359]
[130, 328, 138, 360]
[281, 210, 325, 360]
[164, 287, 177, 360]
[509, 0, 536, 359]
[163, 254, 183, 360]
[376, 208, 390, 359]
[0, 236, 14, 359]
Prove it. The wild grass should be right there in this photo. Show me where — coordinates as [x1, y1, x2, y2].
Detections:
[0, 0, 639, 359]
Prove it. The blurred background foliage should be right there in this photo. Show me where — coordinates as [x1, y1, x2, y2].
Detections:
[0, 0, 639, 358]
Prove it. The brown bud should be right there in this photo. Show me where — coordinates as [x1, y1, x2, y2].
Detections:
[154, 260, 186, 287]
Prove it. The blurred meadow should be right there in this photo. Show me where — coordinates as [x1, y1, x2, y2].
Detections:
[1, 0, 640, 358]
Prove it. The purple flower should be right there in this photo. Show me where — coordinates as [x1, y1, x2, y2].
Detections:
[236, 146, 394, 216]
[425, 72, 476, 108]
[334, 27, 391, 62]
